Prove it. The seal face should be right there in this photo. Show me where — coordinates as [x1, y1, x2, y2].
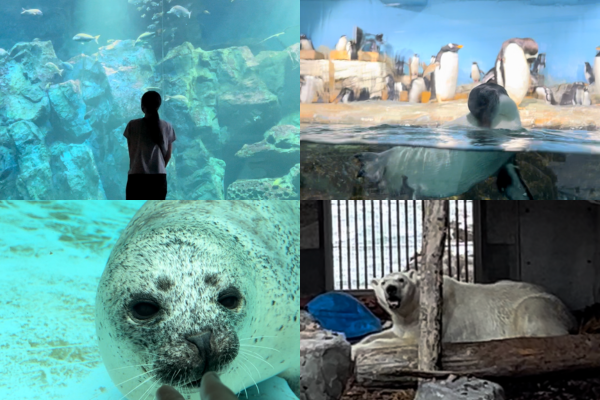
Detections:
[96, 201, 300, 399]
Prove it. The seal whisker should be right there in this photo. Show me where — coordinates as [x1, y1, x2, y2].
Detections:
[239, 350, 274, 369]
[238, 353, 262, 379]
[117, 373, 157, 400]
[107, 363, 155, 372]
[138, 377, 160, 400]
[237, 357, 260, 395]
[115, 367, 160, 388]
[239, 336, 278, 341]
[239, 344, 280, 352]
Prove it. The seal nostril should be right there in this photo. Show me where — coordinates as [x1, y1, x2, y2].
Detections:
[188, 331, 212, 373]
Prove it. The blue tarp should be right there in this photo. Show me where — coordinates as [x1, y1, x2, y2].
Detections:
[306, 292, 382, 340]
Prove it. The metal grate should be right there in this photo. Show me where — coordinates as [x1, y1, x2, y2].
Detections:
[330, 200, 474, 290]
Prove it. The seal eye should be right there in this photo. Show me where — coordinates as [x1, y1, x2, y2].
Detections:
[131, 301, 160, 320]
[218, 287, 242, 310]
[219, 296, 239, 309]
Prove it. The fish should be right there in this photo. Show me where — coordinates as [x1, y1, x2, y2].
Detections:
[204, 10, 210, 14]
[107, 39, 115, 44]
[21, 8, 43, 16]
[167, 5, 191, 18]
[45, 62, 64, 76]
[135, 31, 157, 45]
[61, 61, 74, 71]
[141, 14, 146, 17]
[73, 33, 101, 44]
[138, 6, 144, 10]
[147, 24, 157, 29]
[152, 12, 163, 20]
[151, 2, 159, 6]
[165, 95, 188, 103]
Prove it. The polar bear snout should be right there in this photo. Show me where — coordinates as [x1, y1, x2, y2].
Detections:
[384, 284, 402, 309]
[386, 285, 398, 295]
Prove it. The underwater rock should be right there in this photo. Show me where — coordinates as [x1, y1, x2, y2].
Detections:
[49, 142, 107, 200]
[84, 123, 129, 200]
[175, 135, 225, 199]
[67, 55, 113, 126]
[47, 80, 93, 142]
[227, 163, 299, 200]
[95, 40, 157, 124]
[8, 121, 54, 199]
[255, 43, 300, 116]
[0, 126, 19, 198]
[235, 124, 300, 178]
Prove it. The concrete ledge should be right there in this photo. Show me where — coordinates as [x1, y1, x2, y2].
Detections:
[300, 99, 600, 130]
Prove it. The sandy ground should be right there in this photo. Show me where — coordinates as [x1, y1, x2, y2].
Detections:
[300, 98, 600, 130]
[0, 201, 296, 400]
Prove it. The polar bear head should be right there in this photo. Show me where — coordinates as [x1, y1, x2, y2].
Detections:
[370, 270, 418, 316]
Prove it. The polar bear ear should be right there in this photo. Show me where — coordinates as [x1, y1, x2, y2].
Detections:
[370, 278, 380, 287]
[406, 269, 417, 280]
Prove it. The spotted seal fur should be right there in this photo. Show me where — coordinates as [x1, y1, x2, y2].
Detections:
[95, 200, 300, 399]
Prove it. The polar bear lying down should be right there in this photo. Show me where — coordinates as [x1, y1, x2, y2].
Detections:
[352, 270, 575, 358]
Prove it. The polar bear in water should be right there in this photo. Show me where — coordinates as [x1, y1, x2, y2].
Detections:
[354, 82, 531, 200]
[352, 270, 575, 358]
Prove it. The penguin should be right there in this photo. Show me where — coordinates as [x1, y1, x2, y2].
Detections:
[430, 55, 436, 65]
[408, 77, 427, 103]
[335, 35, 348, 52]
[482, 38, 538, 106]
[544, 87, 558, 105]
[385, 74, 395, 101]
[594, 46, 600, 89]
[300, 34, 314, 51]
[584, 61, 595, 85]
[583, 86, 592, 106]
[470, 62, 484, 83]
[531, 53, 545, 74]
[409, 54, 420, 79]
[394, 56, 406, 76]
[534, 86, 547, 100]
[557, 82, 586, 105]
[346, 40, 358, 60]
[430, 43, 463, 102]
[334, 87, 355, 103]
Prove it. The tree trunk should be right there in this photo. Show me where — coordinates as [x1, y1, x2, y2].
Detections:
[355, 334, 600, 388]
[418, 201, 448, 373]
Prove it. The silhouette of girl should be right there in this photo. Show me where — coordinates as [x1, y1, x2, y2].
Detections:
[124, 91, 176, 200]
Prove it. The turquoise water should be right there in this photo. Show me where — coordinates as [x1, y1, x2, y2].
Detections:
[0, 0, 299, 200]
[301, 124, 600, 200]
[0, 200, 300, 400]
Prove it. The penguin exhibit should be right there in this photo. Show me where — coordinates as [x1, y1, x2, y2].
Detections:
[0, 0, 299, 200]
[300, 0, 600, 200]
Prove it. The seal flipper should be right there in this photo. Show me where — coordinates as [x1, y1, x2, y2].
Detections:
[497, 162, 533, 200]
[355, 152, 386, 183]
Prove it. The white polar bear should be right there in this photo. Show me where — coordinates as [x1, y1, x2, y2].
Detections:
[352, 270, 575, 358]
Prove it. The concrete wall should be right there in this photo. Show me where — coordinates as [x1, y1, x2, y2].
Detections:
[479, 201, 600, 311]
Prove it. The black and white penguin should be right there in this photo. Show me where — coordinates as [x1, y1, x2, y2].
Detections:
[585, 61, 595, 85]
[544, 87, 557, 105]
[470, 62, 484, 82]
[395, 56, 406, 76]
[408, 77, 428, 103]
[300, 34, 314, 51]
[464, 82, 522, 129]
[594, 46, 600, 87]
[430, 43, 463, 102]
[482, 38, 538, 106]
[531, 53, 545, 74]
[385, 74, 396, 101]
[334, 87, 355, 103]
[409, 54, 420, 79]
[583, 86, 592, 106]
[335, 35, 348, 52]
[346, 40, 358, 60]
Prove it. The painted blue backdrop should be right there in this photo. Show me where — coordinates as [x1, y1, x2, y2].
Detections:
[301, 0, 600, 85]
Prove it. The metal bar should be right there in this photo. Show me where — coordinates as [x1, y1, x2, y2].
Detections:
[346, 200, 351, 290]
[396, 200, 400, 272]
[379, 200, 384, 278]
[323, 201, 335, 291]
[413, 200, 418, 270]
[405, 201, 409, 271]
[464, 200, 468, 282]
[355, 201, 359, 289]
[455, 201, 460, 281]
[363, 200, 367, 289]
[337, 201, 342, 290]
[371, 200, 376, 280]
[388, 200, 393, 276]
[447, 203, 452, 278]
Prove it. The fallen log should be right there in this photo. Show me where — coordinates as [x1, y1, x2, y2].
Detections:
[355, 334, 600, 388]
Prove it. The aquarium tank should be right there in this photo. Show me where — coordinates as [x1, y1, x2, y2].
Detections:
[300, 0, 600, 200]
[0, 0, 299, 200]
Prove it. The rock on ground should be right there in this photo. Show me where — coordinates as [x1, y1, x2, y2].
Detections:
[415, 377, 505, 400]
